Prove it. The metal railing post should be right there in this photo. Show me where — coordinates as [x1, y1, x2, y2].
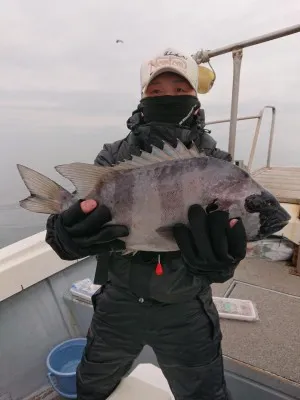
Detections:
[266, 107, 276, 168]
[247, 106, 277, 172]
[247, 110, 263, 172]
[228, 49, 243, 158]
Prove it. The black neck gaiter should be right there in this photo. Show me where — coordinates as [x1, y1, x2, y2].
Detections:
[139, 95, 200, 125]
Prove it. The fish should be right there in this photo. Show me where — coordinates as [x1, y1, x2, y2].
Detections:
[16, 139, 290, 253]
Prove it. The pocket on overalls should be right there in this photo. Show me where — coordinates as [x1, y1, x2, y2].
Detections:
[85, 323, 96, 360]
[197, 288, 222, 342]
[86, 283, 111, 360]
[91, 282, 110, 311]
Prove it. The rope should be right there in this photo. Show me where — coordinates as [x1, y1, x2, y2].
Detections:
[193, 49, 210, 64]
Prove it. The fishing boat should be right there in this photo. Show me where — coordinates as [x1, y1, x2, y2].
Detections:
[1, 24, 300, 400]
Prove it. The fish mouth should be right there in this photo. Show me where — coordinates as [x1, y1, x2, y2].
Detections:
[259, 208, 291, 237]
[260, 220, 289, 235]
[245, 192, 291, 239]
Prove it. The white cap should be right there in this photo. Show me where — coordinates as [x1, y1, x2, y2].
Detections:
[140, 48, 199, 94]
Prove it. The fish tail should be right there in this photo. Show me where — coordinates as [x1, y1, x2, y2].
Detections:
[17, 164, 72, 214]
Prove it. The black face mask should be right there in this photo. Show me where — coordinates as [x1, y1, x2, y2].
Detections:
[139, 95, 200, 125]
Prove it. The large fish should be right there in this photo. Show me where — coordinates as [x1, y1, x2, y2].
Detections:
[17, 139, 290, 253]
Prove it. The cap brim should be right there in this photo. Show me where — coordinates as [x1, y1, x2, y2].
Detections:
[142, 67, 196, 93]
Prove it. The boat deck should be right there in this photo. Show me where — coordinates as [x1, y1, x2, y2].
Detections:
[252, 167, 300, 204]
[212, 257, 300, 398]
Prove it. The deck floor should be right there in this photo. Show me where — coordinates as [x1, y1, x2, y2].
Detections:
[212, 257, 300, 396]
[252, 167, 300, 204]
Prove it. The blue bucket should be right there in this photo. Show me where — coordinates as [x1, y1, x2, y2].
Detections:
[46, 338, 87, 399]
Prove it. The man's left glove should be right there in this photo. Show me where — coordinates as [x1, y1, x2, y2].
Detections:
[172, 204, 247, 278]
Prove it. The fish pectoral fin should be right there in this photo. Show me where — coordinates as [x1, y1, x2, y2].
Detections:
[17, 164, 71, 214]
[55, 162, 112, 199]
[155, 225, 175, 241]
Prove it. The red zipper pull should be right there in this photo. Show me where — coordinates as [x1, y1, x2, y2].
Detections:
[155, 254, 163, 276]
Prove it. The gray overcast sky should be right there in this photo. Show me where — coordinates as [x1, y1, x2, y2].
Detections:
[0, 0, 300, 204]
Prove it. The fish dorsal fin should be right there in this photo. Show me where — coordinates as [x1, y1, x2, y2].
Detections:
[175, 139, 194, 159]
[163, 139, 204, 159]
[131, 154, 153, 166]
[150, 145, 173, 161]
[114, 161, 135, 170]
[114, 139, 204, 170]
[161, 140, 182, 159]
[55, 162, 112, 198]
[139, 149, 164, 163]
[119, 159, 143, 168]
[189, 141, 203, 157]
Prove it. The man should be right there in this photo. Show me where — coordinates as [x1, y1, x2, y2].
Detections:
[46, 48, 247, 400]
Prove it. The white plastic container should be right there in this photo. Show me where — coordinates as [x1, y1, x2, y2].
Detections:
[213, 296, 259, 322]
[70, 278, 101, 303]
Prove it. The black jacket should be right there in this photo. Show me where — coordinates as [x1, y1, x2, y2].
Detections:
[46, 109, 236, 303]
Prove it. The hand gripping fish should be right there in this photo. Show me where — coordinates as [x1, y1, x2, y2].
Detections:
[16, 139, 290, 253]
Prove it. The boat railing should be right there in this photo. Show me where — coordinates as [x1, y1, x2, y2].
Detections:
[193, 24, 300, 161]
[206, 105, 276, 172]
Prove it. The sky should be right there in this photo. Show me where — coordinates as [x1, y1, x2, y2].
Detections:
[0, 0, 300, 241]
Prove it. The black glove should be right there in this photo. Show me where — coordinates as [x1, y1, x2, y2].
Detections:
[49, 200, 129, 258]
[173, 204, 247, 280]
